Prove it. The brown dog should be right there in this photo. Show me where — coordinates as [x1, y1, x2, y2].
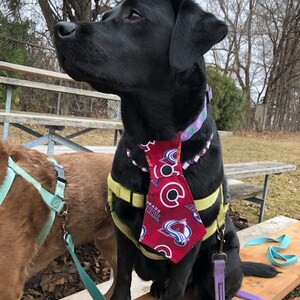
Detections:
[0, 141, 116, 300]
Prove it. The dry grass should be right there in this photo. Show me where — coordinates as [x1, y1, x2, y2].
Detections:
[221, 131, 300, 300]
[221, 131, 300, 225]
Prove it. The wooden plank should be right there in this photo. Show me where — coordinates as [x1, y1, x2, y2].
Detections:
[233, 222, 300, 300]
[0, 76, 120, 101]
[0, 111, 123, 130]
[0, 60, 73, 81]
[135, 222, 300, 300]
[228, 179, 263, 200]
[224, 161, 296, 179]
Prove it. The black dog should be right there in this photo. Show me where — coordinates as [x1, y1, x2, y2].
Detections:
[54, 0, 277, 299]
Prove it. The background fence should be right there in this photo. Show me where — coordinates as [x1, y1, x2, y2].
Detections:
[0, 32, 120, 120]
[254, 104, 300, 131]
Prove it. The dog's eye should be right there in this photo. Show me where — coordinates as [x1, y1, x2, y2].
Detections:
[102, 11, 111, 21]
[128, 9, 143, 21]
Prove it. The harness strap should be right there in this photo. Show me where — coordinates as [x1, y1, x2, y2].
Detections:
[38, 158, 66, 246]
[108, 176, 228, 260]
[203, 187, 228, 241]
[7, 157, 66, 213]
[108, 173, 221, 211]
[3, 157, 66, 246]
[108, 190, 165, 260]
[0, 166, 15, 205]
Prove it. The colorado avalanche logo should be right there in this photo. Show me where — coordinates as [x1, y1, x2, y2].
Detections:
[153, 148, 180, 179]
[162, 149, 178, 164]
[159, 219, 192, 247]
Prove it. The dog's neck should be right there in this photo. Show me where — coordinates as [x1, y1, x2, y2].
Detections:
[119, 71, 208, 145]
[112, 65, 224, 198]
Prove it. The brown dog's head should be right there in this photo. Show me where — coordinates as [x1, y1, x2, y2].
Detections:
[54, 0, 228, 95]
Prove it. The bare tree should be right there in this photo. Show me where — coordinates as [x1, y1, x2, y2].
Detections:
[260, 0, 300, 129]
[38, 0, 120, 39]
[202, 0, 300, 130]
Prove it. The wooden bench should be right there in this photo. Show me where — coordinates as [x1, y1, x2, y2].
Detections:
[0, 61, 122, 155]
[61, 216, 300, 300]
[224, 162, 296, 223]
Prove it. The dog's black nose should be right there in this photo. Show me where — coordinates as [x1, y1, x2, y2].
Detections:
[55, 21, 76, 38]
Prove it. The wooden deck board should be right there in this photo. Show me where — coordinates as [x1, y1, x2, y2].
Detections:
[0, 76, 120, 101]
[0, 111, 123, 130]
[233, 221, 300, 300]
[224, 161, 296, 179]
[228, 179, 263, 200]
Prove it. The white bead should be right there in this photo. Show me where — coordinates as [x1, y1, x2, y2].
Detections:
[194, 155, 200, 162]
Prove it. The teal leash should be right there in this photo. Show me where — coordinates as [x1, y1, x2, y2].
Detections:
[243, 234, 298, 267]
[64, 232, 106, 300]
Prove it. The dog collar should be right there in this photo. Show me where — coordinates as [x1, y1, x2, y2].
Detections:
[127, 132, 214, 172]
[181, 84, 212, 141]
[126, 85, 213, 172]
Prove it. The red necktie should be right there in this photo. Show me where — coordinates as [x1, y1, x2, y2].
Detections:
[139, 134, 206, 263]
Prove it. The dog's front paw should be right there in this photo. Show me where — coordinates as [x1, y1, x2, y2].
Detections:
[150, 280, 167, 298]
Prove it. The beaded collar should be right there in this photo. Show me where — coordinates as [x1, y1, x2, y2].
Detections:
[127, 85, 214, 172]
[127, 133, 214, 172]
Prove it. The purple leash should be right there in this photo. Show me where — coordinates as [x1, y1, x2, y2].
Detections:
[236, 290, 265, 300]
[213, 260, 265, 300]
[213, 257, 226, 300]
[213, 226, 265, 300]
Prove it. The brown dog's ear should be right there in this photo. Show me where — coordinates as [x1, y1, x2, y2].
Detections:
[169, 0, 228, 72]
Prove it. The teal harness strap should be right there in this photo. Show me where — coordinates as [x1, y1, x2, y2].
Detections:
[38, 158, 67, 246]
[7, 157, 66, 213]
[0, 166, 15, 205]
[65, 233, 105, 300]
[243, 234, 298, 267]
[7, 157, 66, 246]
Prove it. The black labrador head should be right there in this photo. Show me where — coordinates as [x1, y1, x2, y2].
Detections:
[54, 0, 227, 95]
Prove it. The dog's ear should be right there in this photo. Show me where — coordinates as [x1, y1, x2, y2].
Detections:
[169, 0, 228, 72]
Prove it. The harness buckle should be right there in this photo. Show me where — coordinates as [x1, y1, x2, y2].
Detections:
[54, 165, 67, 183]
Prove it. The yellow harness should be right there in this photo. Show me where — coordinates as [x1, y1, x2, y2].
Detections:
[107, 173, 228, 260]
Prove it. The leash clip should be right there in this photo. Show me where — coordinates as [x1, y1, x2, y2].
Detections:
[216, 224, 226, 254]
[58, 202, 69, 235]
[212, 223, 227, 264]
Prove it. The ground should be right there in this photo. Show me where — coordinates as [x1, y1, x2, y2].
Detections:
[2, 127, 299, 299]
